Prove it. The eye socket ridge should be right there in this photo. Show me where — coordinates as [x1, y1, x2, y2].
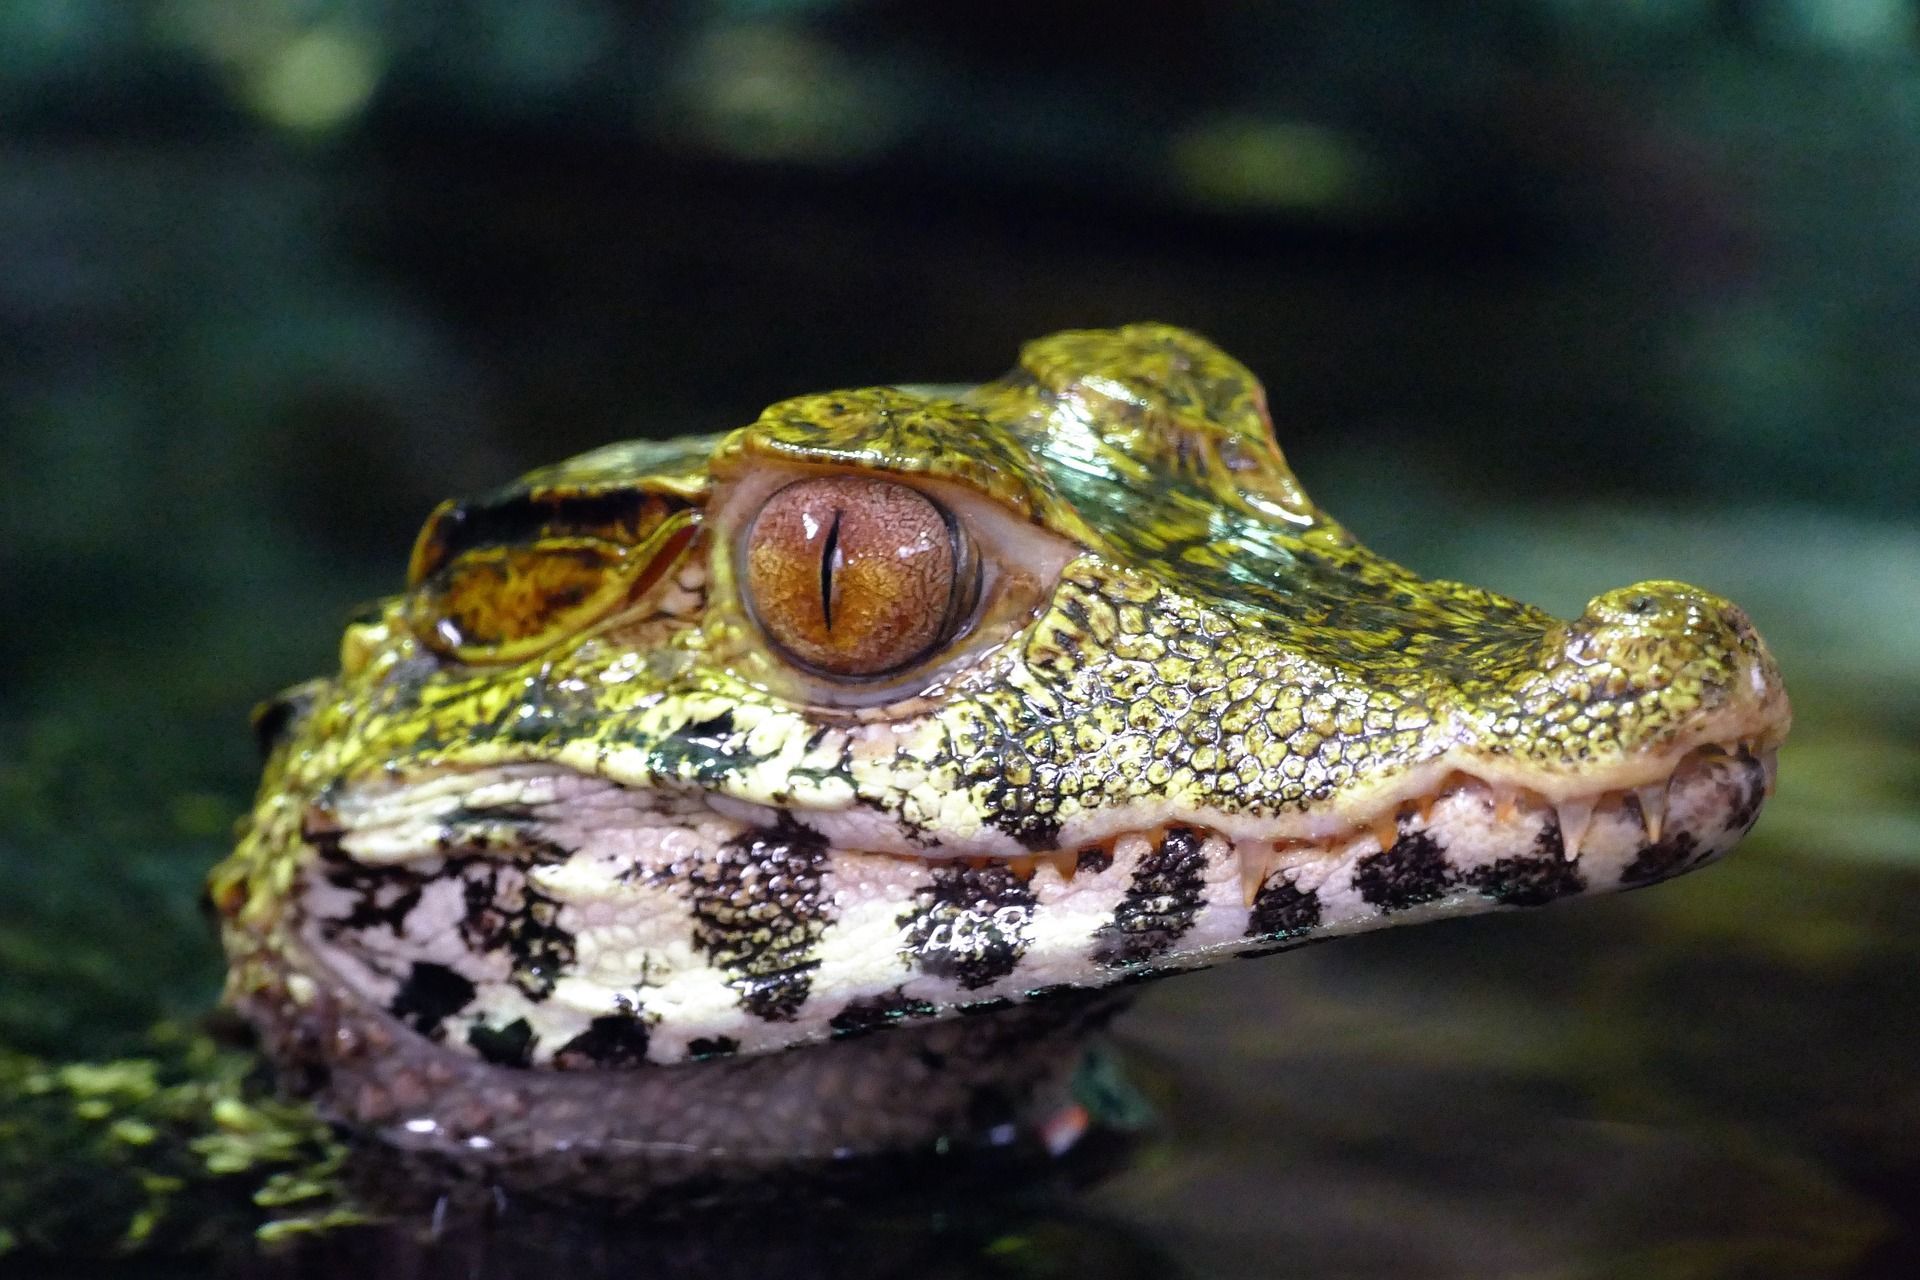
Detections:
[743, 474, 983, 680]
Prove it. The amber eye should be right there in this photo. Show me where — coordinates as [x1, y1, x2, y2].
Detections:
[744, 476, 979, 678]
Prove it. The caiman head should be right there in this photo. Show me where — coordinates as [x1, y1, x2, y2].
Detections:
[212, 324, 1788, 1174]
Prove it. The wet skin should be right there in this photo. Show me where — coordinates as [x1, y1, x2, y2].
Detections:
[209, 324, 1789, 1188]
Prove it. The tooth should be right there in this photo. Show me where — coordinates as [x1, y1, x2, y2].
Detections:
[1760, 751, 1778, 797]
[1007, 856, 1036, 882]
[1555, 798, 1596, 861]
[1241, 846, 1273, 907]
[1416, 794, 1436, 824]
[1045, 850, 1078, 882]
[1370, 815, 1400, 852]
[1494, 790, 1518, 824]
[1634, 781, 1668, 843]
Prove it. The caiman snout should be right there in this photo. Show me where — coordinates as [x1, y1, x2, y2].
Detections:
[1579, 580, 1755, 642]
[1450, 579, 1790, 781]
[1563, 581, 1760, 670]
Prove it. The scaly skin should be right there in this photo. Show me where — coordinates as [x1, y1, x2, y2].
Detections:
[208, 324, 1789, 1189]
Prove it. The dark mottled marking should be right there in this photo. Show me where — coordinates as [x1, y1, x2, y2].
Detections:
[1722, 757, 1766, 833]
[389, 962, 475, 1041]
[489, 673, 581, 745]
[1620, 832, 1701, 887]
[467, 1017, 535, 1068]
[553, 1013, 652, 1068]
[1091, 826, 1211, 967]
[898, 861, 1038, 989]
[1247, 871, 1322, 940]
[1075, 845, 1113, 875]
[315, 843, 427, 940]
[1468, 826, 1587, 906]
[829, 989, 939, 1039]
[679, 709, 737, 744]
[443, 801, 540, 826]
[1001, 812, 1064, 853]
[1352, 830, 1455, 911]
[313, 844, 576, 1004]
[454, 862, 577, 1001]
[686, 1036, 740, 1060]
[645, 710, 753, 787]
[685, 821, 831, 1022]
[437, 812, 573, 863]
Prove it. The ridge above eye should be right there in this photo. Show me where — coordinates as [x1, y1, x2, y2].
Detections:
[743, 474, 979, 678]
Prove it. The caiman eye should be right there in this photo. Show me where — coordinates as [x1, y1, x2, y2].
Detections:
[744, 475, 980, 677]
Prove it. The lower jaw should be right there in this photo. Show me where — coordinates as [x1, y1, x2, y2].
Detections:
[227, 943, 1126, 1197]
[285, 745, 1771, 1079]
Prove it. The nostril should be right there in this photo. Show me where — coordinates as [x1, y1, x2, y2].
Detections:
[1581, 581, 1710, 629]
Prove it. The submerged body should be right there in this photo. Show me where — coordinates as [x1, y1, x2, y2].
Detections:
[212, 325, 1788, 1187]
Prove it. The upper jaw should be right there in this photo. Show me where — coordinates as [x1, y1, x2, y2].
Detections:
[309, 647, 1788, 879]
[1266, 697, 1788, 848]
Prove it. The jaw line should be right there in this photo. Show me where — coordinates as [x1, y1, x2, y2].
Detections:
[317, 701, 1783, 884]
[706, 737, 1776, 911]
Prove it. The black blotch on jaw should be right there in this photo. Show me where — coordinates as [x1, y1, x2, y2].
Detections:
[1468, 825, 1587, 906]
[686, 1036, 739, 1060]
[1247, 871, 1322, 941]
[389, 962, 475, 1041]
[467, 1018, 535, 1068]
[553, 1013, 652, 1068]
[1620, 832, 1702, 887]
[899, 862, 1038, 990]
[1091, 825, 1211, 967]
[1352, 830, 1455, 911]
[829, 989, 939, 1039]
[685, 819, 832, 1022]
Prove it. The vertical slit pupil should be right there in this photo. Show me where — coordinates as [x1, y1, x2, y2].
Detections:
[820, 507, 842, 632]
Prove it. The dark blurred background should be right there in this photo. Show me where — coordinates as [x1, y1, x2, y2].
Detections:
[2, 3, 1918, 1275]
